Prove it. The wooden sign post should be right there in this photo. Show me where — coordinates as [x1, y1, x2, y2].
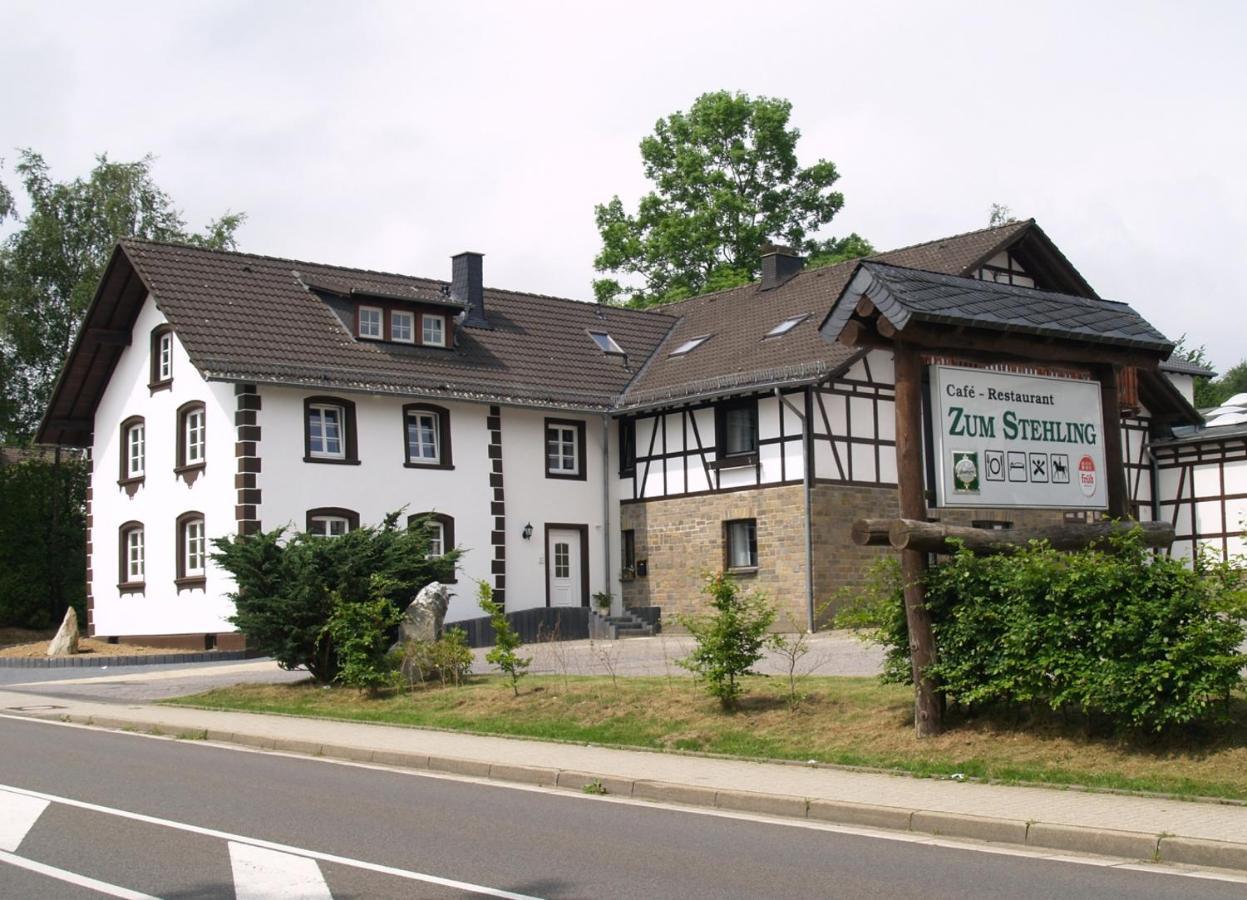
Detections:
[892, 342, 942, 736]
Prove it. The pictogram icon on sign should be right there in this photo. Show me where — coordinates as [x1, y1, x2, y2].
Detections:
[1007, 451, 1027, 482]
[1050, 453, 1070, 484]
[984, 450, 1005, 481]
[1029, 452, 1048, 483]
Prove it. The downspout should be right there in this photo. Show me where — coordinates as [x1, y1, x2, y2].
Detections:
[776, 387, 815, 632]
[602, 414, 614, 615]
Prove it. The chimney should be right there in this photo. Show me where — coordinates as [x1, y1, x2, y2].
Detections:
[760, 245, 804, 291]
[451, 251, 487, 326]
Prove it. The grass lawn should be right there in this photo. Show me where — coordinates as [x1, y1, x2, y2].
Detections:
[165, 675, 1247, 802]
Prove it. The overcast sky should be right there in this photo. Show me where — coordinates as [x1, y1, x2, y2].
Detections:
[3, 1, 1244, 370]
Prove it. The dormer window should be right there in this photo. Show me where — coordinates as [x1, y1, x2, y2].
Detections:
[422, 314, 446, 347]
[589, 331, 625, 355]
[669, 335, 711, 357]
[764, 314, 810, 338]
[358, 306, 383, 340]
[392, 310, 415, 343]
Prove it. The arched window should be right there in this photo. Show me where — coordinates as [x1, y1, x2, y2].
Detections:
[118, 416, 145, 488]
[176, 401, 206, 483]
[306, 507, 360, 537]
[118, 521, 145, 593]
[402, 403, 452, 468]
[304, 396, 359, 464]
[149, 324, 174, 391]
[408, 512, 456, 581]
[176, 511, 207, 589]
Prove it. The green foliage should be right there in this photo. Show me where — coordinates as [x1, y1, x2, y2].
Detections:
[593, 91, 867, 307]
[0, 150, 244, 441]
[678, 572, 776, 709]
[211, 512, 458, 683]
[1169, 335, 1247, 408]
[841, 533, 1247, 732]
[398, 627, 474, 688]
[833, 556, 912, 684]
[478, 582, 530, 696]
[0, 454, 86, 627]
[988, 203, 1018, 226]
[322, 577, 403, 693]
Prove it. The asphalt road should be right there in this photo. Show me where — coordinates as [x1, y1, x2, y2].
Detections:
[0, 716, 1240, 899]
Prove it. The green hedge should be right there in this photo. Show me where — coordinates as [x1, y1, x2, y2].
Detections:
[840, 530, 1247, 732]
[0, 455, 87, 628]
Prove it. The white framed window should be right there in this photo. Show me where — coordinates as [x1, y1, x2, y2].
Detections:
[125, 527, 144, 582]
[392, 310, 415, 343]
[546, 423, 580, 476]
[426, 521, 445, 557]
[309, 516, 351, 537]
[184, 408, 205, 465]
[308, 404, 345, 458]
[158, 332, 173, 380]
[421, 314, 445, 347]
[406, 411, 440, 463]
[358, 305, 383, 339]
[726, 519, 757, 570]
[554, 542, 570, 579]
[127, 423, 145, 478]
[182, 516, 206, 577]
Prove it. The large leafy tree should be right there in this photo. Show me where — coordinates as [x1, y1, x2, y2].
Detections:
[1172, 336, 1246, 409]
[593, 91, 871, 308]
[0, 151, 244, 442]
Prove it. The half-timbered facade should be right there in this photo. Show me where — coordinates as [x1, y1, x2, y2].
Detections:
[38, 219, 1227, 646]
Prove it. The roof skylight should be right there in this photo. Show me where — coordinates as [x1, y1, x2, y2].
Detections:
[764, 314, 810, 338]
[669, 335, 712, 357]
[588, 331, 625, 355]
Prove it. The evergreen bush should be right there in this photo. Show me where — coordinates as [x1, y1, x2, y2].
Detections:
[211, 511, 458, 683]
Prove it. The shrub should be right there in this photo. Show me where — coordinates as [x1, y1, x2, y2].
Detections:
[678, 572, 776, 709]
[321, 576, 403, 693]
[399, 627, 474, 688]
[478, 582, 530, 696]
[839, 530, 1247, 732]
[211, 511, 458, 683]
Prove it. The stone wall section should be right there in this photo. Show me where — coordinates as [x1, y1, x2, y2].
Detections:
[620, 485, 807, 628]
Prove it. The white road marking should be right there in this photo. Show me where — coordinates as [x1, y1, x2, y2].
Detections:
[6, 715, 1247, 887]
[0, 849, 157, 899]
[230, 841, 333, 900]
[0, 782, 542, 899]
[0, 788, 48, 851]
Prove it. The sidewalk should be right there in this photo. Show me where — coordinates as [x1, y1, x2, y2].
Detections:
[3, 687, 1246, 872]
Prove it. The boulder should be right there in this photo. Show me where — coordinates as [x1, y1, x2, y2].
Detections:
[46, 607, 79, 657]
[394, 582, 451, 646]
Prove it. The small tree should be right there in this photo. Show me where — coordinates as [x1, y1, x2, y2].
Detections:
[478, 582, 530, 696]
[679, 573, 776, 709]
[321, 576, 403, 694]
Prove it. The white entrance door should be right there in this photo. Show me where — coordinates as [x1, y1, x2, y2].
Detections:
[547, 528, 583, 608]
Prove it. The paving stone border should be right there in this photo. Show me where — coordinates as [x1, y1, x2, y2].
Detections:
[0, 649, 256, 669]
[36, 709, 1247, 875]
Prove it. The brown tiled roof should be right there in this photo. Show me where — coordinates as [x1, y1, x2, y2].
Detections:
[616, 220, 1042, 410]
[120, 240, 677, 411]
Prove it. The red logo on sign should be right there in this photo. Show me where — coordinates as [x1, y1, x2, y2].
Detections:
[1078, 454, 1097, 497]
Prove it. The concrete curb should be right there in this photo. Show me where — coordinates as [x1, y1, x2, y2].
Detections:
[0, 650, 257, 669]
[32, 709, 1247, 874]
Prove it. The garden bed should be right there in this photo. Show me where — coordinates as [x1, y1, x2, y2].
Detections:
[165, 675, 1247, 802]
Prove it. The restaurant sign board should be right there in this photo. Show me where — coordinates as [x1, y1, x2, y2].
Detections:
[929, 365, 1107, 510]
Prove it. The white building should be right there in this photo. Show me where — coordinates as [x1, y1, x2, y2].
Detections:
[37, 220, 1237, 648]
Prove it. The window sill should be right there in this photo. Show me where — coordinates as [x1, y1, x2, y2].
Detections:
[711, 453, 758, 470]
[404, 461, 455, 470]
[175, 576, 207, 591]
[726, 566, 759, 576]
[117, 476, 145, 496]
[303, 456, 362, 465]
[117, 582, 146, 595]
[148, 380, 172, 394]
[175, 463, 205, 486]
[545, 471, 587, 481]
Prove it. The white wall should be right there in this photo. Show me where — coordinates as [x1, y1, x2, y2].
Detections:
[91, 295, 237, 636]
[500, 407, 615, 615]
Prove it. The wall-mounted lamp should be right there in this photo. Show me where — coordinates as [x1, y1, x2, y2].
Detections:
[521, 522, 533, 540]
